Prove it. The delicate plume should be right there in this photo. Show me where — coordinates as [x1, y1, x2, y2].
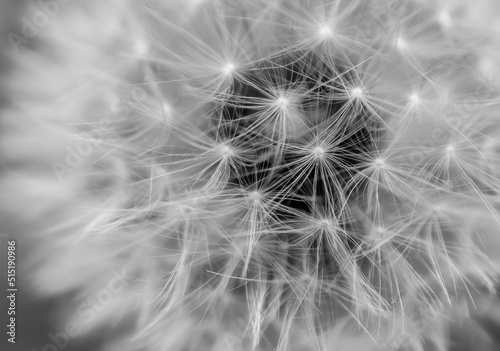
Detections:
[2, 0, 500, 350]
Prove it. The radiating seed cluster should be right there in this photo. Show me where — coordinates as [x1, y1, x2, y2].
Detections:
[5, 0, 500, 350]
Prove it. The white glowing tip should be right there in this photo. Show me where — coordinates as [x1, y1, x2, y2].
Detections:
[396, 36, 406, 50]
[410, 94, 420, 104]
[135, 40, 148, 55]
[313, 147, 325, 157]
[163, 102, 172, 114]
[351, 87, 363, 98]
[218, 144, 234, 157]
[319, 219, 332, 229]
[446, 145, 454, 153]
[249, 191, 262, 202]
[318, 25, 332, 38]
[223, 63, 235, 76]
[276, 96, 288, 108]
[438, 12, 451, 28]
[479, 57, 495, 75]
[374, 158, 385, 166]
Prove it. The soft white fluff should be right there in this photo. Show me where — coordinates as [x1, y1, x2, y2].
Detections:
[2, 0, 500, 350]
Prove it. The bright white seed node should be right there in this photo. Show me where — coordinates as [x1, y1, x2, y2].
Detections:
[222, 63, 235, 76]
[396, 36, 406, 50]
[438, 12, 452, 28]
[248, 191, 262, 202]
[135, 39, 148, 55]
[162, 102, 173, 123]
[318, 25, 332, 39]
[351, 87, 363, 99]
[276, 96, 289, 108]
[446, 145, 455, 153]
[374, 158, 385, 167]
[313, 147, 325, 158]
[218, 144, 234, 158]
[163, 102, 172, 114]
[318, 218, 335, 230]
[409, 93, 420, 104]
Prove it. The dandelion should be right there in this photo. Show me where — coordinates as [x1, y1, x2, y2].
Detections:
[4, 0, 500, 351]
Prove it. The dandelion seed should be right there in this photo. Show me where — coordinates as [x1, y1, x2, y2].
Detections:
[275, 96, 289, 108]
[222, 63, 235, 76]
[248, 190, 262, 203]
[162, 102, 173, 117]
[374, 158, 386, 167]
[396, 35, 407, 51]
[318, 25, 333, 40]
[319, 218, 332, 229]
[217, 143, 234, 158]
[410, 93, 420, 104]
[313, 147, 325, 158]
[351, 87, 363, 99]
[135, 38, 148, 55]
[15, 1, 500, 351]
[438, 11, 452, 28]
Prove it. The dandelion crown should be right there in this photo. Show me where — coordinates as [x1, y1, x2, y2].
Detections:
[5, 0, 500, 350]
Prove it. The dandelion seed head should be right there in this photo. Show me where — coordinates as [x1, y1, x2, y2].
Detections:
[317, 217, 337, 231]
[275, 96, 290, 111]
[318, 25, 333, 40]
[313, 146, 325, 158]
[222, 63, 235, 76]
[134, 38, 148, 55]
[438, 11, 452, 28]
[396, 35, 407, 50]
[275, 96, 289, 108]
[17, 1, 500, 351]
[162, 102, 172, 114]
[409, 93, 420, 104]
[351, 87, 363, 99]
[162, 102, 175, 125]
[248, 190, 262, 203]
[374, 158, 386, 167]
[218, 143, 234, 158]
[319, 219, 330, 227]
